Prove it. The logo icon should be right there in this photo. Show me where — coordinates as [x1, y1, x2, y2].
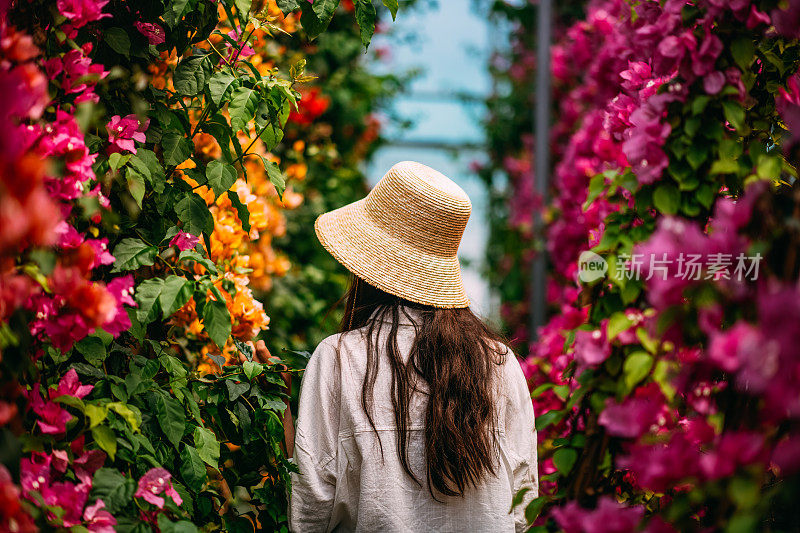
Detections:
[578, 251, 608, 283]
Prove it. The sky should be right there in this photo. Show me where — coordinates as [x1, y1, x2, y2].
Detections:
[367, 0, 499, 317]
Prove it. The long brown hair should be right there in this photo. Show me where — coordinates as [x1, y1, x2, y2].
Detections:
[339, 275, 507, 498]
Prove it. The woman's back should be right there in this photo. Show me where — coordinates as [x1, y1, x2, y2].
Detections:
[289, 307, 538, 532]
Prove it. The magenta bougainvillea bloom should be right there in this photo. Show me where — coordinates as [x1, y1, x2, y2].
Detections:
[39, 110, 99, 201]
[135, 468, 183, 508]
[134, 22, 166, 45]
[598, 395, 663, 438]
[106, 114, 149, 154]
[550, 497, 645, 533]
[56, 0, 109, 30]
[573, 323, 610, 367]
[103, 275, 136, 337]
[24, 384, 73, 435]
[45, 45, 108, 103]
[708, 321, 761, 373]
[169, 231, 200, 251]
[53, 369, 94, 400]
[83, 499, 117, 533]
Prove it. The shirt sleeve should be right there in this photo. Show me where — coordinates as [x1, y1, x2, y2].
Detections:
[504, 353, 539, 533]
[288, 338, 341, 533]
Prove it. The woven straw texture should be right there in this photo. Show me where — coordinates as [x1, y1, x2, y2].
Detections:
[315, 161, 472, 308]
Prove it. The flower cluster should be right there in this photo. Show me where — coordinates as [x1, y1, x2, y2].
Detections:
[482, 0, 800, 529]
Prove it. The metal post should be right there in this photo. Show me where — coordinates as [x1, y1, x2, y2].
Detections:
[530, 0, 552, 342]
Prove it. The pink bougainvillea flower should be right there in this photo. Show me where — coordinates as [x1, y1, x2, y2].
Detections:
[103, 274, 136, 337]
[134, 22, 166, 45]
[56, 0, 110, 29]
[24, 384, 73, 435]
[777, 71, 800, 150]
[107, 114, 149, 154]
[30, 266, 117, 351]
[618, 435, 701, 493]
[703, 71, 726, 94]
[41, 481, 89, 527]
[707, 320, 762, 373]
[598, 394, 662, 439]
[574, 322, 610, 367]
[135, 468, 183, 508]
[46, 45, 108, 103]
[56, 221, 84, 248]
[700, 432, 765, 481]
[39, 110, 99, 201]
[225, 29, 255, 62]
[551, 496, 644, 533]
[73, 449, 106, 485]
[20, 452, 52, 495]
[169, 231, 200, 251]
[86, 238, 115, 269]
[53, 369, 94, 400]
[83, 499, 117, 533]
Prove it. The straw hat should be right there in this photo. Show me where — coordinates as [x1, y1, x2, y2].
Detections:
[314, 161, 472, 308]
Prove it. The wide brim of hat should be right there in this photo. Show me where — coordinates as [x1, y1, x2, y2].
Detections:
[314, 199, 470, 308]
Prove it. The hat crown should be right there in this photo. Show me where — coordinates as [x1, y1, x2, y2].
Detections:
[363, 161, 471, 256]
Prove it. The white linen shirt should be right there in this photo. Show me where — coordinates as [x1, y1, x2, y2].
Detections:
[288, 308, 538, 532]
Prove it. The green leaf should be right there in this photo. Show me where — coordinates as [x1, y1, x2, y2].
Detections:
[653, 183, 680, 215]
[623, 351, 654, 392]
[205, 160, 238, 197]
[179, 445, 207, 490]
[108, 402, 141, 432]
[583, 174, 606, 211]
[731, 37, 755, 70]
[135, 277, 164, 324]
[161, 132, 193, 166]
[260, 156, 286, 199]
[606, 312, 634, 341]
[104, 27, 130, 57]
[228, 189, 251, 233]
[193, 427, 220, 468]
[382, 0, 398, 20]
[552, 447, 578, 475]
[355, 0, 377, 49]
[234, 0, 253, 25]
[203, 299, 231, 349]
[722, 100, 746, 132]
[155, 392, 187, 449]
[160, 354, 188, 378]
[90, 468, 136, 513]
[159, 275, 193, 318]
[226, 380, 250, 401]
[108, 152, 131, 172]
[535, 410, 563, 431]
[112, 238, 157, 272]
[312, 0, 339, 21]
[179, 250, 219, 275]
[208, 72, 237, 106]
[75, 336, 107, 366]
[243, 361, 263, 380]
[127, 169, 146, 208]
[756, 154, 781, 179]
[524, 496, 547, 524]
[228, 87, 259, 133]
[164, 0, 191, 27]
[174, 55, 210, 96]
[85, 404, 108, 428]
[92, 425, 117, 460]
[174, 193, 214, 236]
[299, 0, 337, 39]
[276, 0, 300, 13]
